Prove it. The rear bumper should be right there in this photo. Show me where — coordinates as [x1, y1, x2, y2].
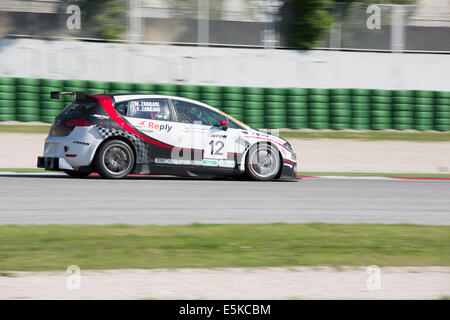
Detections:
[42, 126, 103, 168]
[37, 156, 74, 171]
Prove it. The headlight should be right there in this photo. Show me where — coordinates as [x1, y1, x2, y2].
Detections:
[283, 142, 293, 152]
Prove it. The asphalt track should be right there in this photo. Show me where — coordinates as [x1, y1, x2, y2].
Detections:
[0, 173, 449, 225]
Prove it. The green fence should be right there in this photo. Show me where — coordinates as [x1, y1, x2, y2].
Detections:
[0, 77, 449, 131]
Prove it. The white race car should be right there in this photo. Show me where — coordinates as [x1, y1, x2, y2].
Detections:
[37, 92, 298, 180]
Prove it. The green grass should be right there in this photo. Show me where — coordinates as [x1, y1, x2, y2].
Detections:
[300, 172, 450, 178]
[280, 131, 450, 141]
[0, 224, 448, 271]
[0, 125, 50, 134]
[0, 168, 46, 173]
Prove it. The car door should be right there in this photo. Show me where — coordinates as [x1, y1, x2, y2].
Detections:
[171, 99, 242, 169]
[117, 97, 179, 162]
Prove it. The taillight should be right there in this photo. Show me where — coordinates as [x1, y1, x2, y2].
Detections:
[66, 118, 92, 127]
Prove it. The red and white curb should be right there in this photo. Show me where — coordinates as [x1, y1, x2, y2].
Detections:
[0, 172, 449, 181]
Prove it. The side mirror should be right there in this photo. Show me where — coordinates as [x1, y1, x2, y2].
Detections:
[220, 120, 229, 131]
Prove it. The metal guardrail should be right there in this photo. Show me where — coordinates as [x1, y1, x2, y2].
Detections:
[0, 1, 449, 53]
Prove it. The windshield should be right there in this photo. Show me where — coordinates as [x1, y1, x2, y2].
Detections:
[215, 109, 248, 129]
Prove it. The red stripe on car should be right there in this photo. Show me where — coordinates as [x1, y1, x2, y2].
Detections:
[95, 95, 202, 152]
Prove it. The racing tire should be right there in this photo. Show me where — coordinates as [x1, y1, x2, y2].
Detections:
[40, 79, 64, 87]
[0, 85, 16, 93]
[64, 171, 91, 178]
[245, 94, 265, 102]
[245, 143, 281, 181]
[244, 87, 265, 95]
[201, 86, 222, 93]
[330, 96, 351, 103]
[0, 78, 16, 85]
[201, 93, 221, 100]
[287, 96, 307, 103]
[286, 88, 308, 96]
[330, 88, 351, 95]
[435, 92, 450, 99]
[179, 92, 200, 100]
[222, 86, 243, 94]
[95, 140, 135, 179]
[352, 96, 370, 104]
[351, 88, 371, 96]
[309, 88, 329, 95]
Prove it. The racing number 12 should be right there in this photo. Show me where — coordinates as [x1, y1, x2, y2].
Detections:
[209, 140, 224, 156]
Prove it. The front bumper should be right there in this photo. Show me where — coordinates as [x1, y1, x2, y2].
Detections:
[280, 158, 298, 180]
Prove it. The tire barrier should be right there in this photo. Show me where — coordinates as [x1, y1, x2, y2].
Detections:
[0, 77, 449, 131]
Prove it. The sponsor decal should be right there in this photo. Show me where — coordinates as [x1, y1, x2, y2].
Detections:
[155, 158, 179, 165]
[167, 159, 178, 165]
[210, 134, 227, 139]
[192, 160, 203, 166]
[91, 114, 109, 120]
[73, 140, 90, 146]
[156, 158, 227, 167]
[155, 158, 166, 164]
[178, 159, 192, 165]
[218, 160, 235, 168]
[137, 121, 172, 132]
[202, 159, 218, 167]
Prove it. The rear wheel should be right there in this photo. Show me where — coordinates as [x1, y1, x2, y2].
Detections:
[245, 143, 281, 181]
[95, 140, 135, 179]
[64, 171, 91, 178]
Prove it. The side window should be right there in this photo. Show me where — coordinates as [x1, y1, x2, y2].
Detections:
[127, 98, 172, 121]
[115, 102, 128, 116]
[172, 100, 226, 126]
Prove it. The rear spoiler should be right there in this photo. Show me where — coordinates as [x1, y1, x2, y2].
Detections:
[50, 91, 86, 101]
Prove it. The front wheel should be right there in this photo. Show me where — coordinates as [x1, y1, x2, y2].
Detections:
[95, 140, 135, 179]
[64, 171, 91, 178]
[245, 143, 281, 181]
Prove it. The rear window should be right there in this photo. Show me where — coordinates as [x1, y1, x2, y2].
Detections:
[61, 99, 101, 116]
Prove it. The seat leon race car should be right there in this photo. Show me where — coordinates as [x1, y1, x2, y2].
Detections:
[37, 91, 298, 180]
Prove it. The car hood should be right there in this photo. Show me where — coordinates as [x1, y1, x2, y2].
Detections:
[244, 127, 293, 151]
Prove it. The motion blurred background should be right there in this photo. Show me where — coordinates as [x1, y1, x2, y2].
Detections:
[1, 0, 449, 50]
[0, 0, 449, 301]
[0, 0, 449, 131]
